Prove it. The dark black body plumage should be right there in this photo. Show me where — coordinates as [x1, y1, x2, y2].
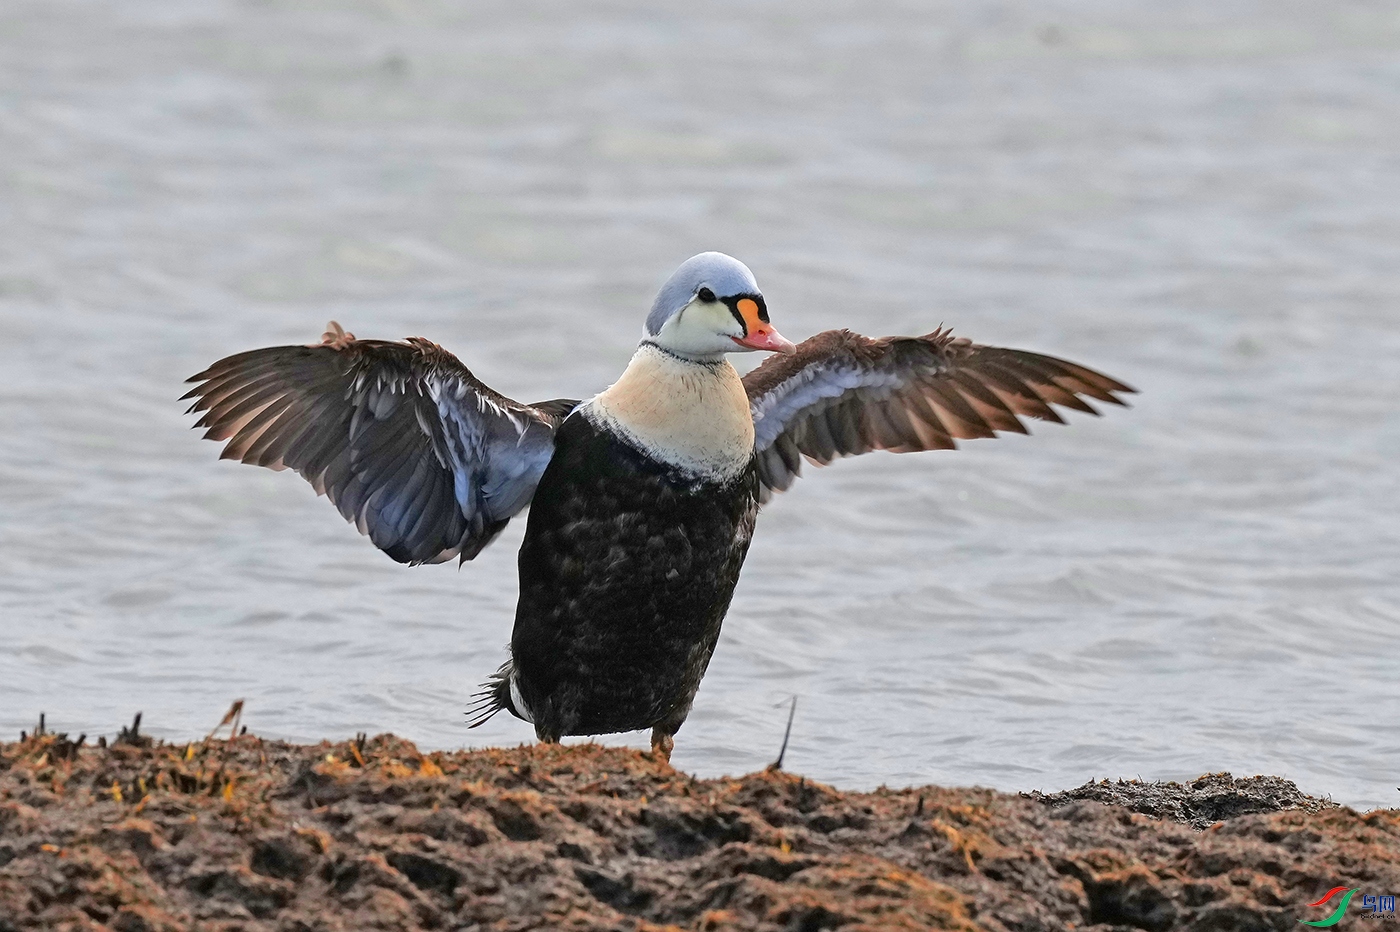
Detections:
[506, 412, 759, 741]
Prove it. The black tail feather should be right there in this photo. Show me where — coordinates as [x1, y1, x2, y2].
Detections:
[466, 659, 514, 728]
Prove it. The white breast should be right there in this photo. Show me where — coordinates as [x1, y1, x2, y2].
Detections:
[584, 344, 755, 481]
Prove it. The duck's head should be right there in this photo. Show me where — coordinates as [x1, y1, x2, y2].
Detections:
[644, 252, 796, 360]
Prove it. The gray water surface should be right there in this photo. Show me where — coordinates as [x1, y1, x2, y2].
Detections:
[2, 0, 1398, 810]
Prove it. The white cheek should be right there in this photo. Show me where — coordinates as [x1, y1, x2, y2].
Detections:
[661, 302, 740, 354]
[704, 304, 744, 341]
[710, 303, 744, 335]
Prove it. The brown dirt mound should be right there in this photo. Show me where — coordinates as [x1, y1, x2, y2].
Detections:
[1025, 772, 1340, 830]
[0, 729, 1395, 931]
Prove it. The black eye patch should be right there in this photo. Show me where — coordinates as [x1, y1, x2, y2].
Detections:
[696, 287, 716, 303]
[727, 304, 747, 334]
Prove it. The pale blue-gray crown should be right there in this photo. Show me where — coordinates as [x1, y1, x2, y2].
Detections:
[645, 252, 761, 336]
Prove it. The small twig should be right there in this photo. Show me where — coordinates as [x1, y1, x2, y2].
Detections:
[205, 700, 245, 744]
[768, 696, 798, 771]
[350, 732, 367, 767]
[116, 713, 150, 747]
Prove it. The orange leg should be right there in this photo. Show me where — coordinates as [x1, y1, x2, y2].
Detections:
[650, 728, 674, 763]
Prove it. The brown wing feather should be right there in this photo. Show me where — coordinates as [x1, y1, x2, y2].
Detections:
[743, 328, 1134, 498]
[183, 323, 574, 565]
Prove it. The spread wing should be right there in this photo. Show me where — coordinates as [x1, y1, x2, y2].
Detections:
[183, 322, 578, 565]
[743, 328, 1134, 500]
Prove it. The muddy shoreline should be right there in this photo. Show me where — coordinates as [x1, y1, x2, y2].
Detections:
[0, 726, 1395, 931]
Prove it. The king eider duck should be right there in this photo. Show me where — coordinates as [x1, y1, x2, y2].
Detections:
[184, 252, 1133, 760]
